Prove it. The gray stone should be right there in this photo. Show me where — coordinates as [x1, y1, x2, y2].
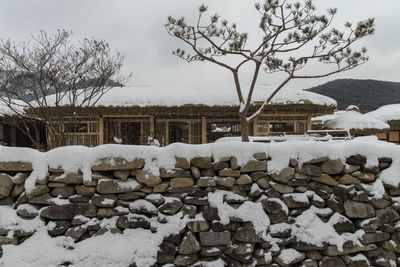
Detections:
[10, 184, 24, 198]
[283, 193, 309, 208]
[74, 185, 95, 195]
[241, 160, 267, 172]
[175, 157, 190, 169]
[26, 185, 49, 199]
[65, 226, 87, 241]
[324, 244, 377, 256]
[153, 182, 169, 193]
[48, 220, 71, 237]
[320, 256, 346, 267]
[203, 206, 220, 220]
[91, 194, 117, 208]
[361, 232, 390, 245]
[187, 220, 210, 232]
[183, 196, 209, 206]
[376, 207, 400, 224]
[158, 199, 183, 215]
[178, 231, 201, 255]
[215, 176, 235, 187]
[92, 158, 144, 171]
[306, 157, 329, 164]
[344, 200, 375, 218]
[212, 161, 229, 171]
[200, 168, 215, 177]
[48, 172, 83, 184]
[236, 174, 252, 185]
[329, 214, 355, 233]
[196, 177, 216, 187]
[346, 154, 366, 166]
[96, 179, 141, 194]
[190, 166, 201, 178]
[311, 174, 338, 186]
[271, 183, 294, 194]
[173, 255, 198, 266]
[118, 191, 146, 200]
[200, 247, 223, 257]
[296, 164, 322, 176]
[17, 204, 39, 219]
[157, 241, 176, 264]
[170, 178, 194, 188]
[321, 159, 344, 174]
[352, 171, 375, 182]
[113, 170, 130, 180]
[50, 187, 75, 198]
[338, 174, 361, 185]
[199, 231, 230, 246]
[135, 171, 161, 187]
[270, 167, 295, 183]
[159, 168, 191, 178]
[191, 157, 212, 169]
[181, 204, 197, 218]
[275, 249, 305, 266]
[262, 198, 287, 213]
[218, 169, 241, 177]
[11, 173, 29, 184]
[41, 203, 97, 220]
[233, 224, 264, 243]
[233, 242, 254, 254]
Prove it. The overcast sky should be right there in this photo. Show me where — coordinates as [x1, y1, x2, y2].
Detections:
[1, 0, 399, 90]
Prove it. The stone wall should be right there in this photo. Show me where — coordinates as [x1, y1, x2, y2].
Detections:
[0, 152, 399, 266]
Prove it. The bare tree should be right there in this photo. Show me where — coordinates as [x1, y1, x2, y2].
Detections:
[0, 30, 128, 148]
[165, 0, 375, 141]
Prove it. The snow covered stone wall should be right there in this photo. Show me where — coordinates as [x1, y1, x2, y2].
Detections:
[0, 139, 400, 266]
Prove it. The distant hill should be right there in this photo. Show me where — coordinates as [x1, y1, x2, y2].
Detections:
[305, 79, 400, 113]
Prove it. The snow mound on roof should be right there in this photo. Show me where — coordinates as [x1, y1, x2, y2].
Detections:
[366, 103, 400, 122]
[312, 110, 346, 123]
[42, 85, 337, 107]
[324, 111, 389, 131]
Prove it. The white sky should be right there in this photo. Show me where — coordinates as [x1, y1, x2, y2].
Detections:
[0, 0, 399, 90]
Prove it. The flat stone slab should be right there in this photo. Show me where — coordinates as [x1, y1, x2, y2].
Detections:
[40, 203, 97, 220]
[0, 162, 32, 171]
[199, 231, 231, 246]
[92, 158, 144, 171]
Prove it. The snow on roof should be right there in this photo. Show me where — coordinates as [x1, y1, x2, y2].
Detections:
[42, 85, 337, 108]
[312, 110, 346, 123]
[366, 103, 400, 122]
[324, 111, 389, 131]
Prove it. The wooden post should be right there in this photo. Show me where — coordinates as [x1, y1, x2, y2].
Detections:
[188, 122, 192, 144]
[293, 121, 297, 133]
[99, 116, 104, 145]
[253, 119, 258, 136]
[165, 122, 169, 146]
[149, 116, 154, 138]
[11, 125, 16, 146]
[307, 115, 312, 130]
[201, 116, 207, 144]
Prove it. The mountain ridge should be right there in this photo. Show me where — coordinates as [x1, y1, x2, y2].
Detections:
[305, 79, 400, 113]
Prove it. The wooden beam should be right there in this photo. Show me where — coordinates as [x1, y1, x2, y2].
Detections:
[201, 116, 207, 144]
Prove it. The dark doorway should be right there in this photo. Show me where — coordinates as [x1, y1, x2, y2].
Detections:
[121, 122, 141, 145]
[169, 122, 189, 144]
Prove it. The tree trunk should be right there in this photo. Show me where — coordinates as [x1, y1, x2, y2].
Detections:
[240, 112, 249, 142]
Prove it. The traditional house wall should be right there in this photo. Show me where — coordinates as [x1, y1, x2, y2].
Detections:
[44, 103, 333, 149]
